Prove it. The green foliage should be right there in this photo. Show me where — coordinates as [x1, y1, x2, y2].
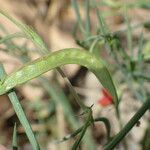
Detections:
[0, 65, 40, 150]
[0, 48, 118, 107]
[0, 8, 118, 150]
[72, 0, 150, 149]
[0, 1, 149, 149]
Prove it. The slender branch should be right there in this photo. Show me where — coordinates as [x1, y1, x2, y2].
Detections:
[104, 98, 150, 150]
[72, 107, 93, 150]
[57, 67, 87, 110]
[133, 72, 150, 81]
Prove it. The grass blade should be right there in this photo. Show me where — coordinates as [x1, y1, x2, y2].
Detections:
[72, 107, 92, 150]
[8, 91, 40, 150]
[72, 122, 89, 150]
[96, 9, 109, 35]
[71, 0, 85, 34]
[0, 32, 24, 44]
[124, 5, 133, 58]
[0, 9, 48, 54]
[85, 0, 91, 35]
[0, 48, 118, 107]
[56, 126, 83, 143]
[0, 65, 40, 150]
[12, 123, 18, 150]
[137, 31, 144, 70]
[57, 116, 111, 143]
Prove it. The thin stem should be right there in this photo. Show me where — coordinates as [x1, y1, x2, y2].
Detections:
[133, 72, 150, 81]
[72, 107, 93, 150]
[124, 4, 133, 58]
[57, 116, 111, 143]
[71, 0, 86, 34]
[115, 106, 128, 150]
[0, 64, 40, 150]
[8, 91, 40, 150]
[104, 98, 150, 150]
[57, 67, 88, 110]
[12, 123, 18, 150]
[85, 0, 91, 36]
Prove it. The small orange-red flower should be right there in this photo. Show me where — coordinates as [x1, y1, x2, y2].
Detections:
[98, 88, 113, 106]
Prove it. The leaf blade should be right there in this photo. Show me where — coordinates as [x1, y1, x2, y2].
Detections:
[0, 48, 118, 107]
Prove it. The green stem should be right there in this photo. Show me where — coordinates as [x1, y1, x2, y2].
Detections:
[72, 107, 92, 150]
[116, 107, 128, 150]
[58, 116, 111, 143]
[8, 91, 40, 150]
[12, 123, 18, 150]
[133, 72, 150, 81]
[0, 64, 40, 150]
[71, 0, 86, 35]
[104, 98, 150, 150]
[57, 67, 87, 110]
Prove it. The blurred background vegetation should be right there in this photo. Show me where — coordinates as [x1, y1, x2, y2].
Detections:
[0, 0, 149, 150]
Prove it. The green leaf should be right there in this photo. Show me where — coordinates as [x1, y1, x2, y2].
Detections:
[72, 107, 92, 150]
[124, 5, 133, 58]
[12, 123, 18, 150]
[0, 65, 40, 150]
[8, 91, 40, 150]
[71, 0, 85, 34]
[57, 117, 111, 143]
[84, 0, 91, 35]
[0, 48, 118, 107]
[0, 32, 24, 44]
[0, 9, 48, 54]
[96, 9, 109, 35]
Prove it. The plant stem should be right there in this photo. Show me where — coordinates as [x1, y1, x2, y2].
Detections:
[115, 107, 128, 150]
[133, 72, 150, 81]
[8, 91, 40, 150]
[104, 98, 150, 150]
[0, 64, 40, 150]
[57, 67, 88, 110]
[72, 107, 93, 150]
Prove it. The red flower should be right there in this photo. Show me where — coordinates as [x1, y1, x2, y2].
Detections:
[98, 88, 113, 106]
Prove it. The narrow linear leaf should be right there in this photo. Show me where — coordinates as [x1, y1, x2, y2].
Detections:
[94, 117, 111, 140]
[0, 32, 24, 44]
[72, 121, 89, 150]
[0, 48, 118, 107]
[124, 5, 133, 57]
[133, 72, 150, 81]
[137, 31, 144, 69]
[96, 9, 109, 35]
[0, 9, 48, 54]
[8, 91, 40, 150]
[0, 64, 7, 83]
[72, 108, 92, 150]
[0, 65, 40, 150]
[57, 68, 86, 109]
[12, 123, 18, 150]
[56, 127, 83, 143]
[85, 0, 91, 35]
[71, 0, 85, 34]
[57, 116, 111, 143]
